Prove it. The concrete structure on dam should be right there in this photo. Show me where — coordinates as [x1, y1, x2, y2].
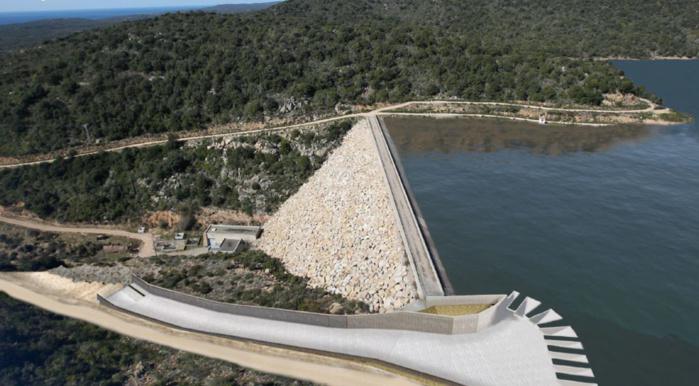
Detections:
[97, 118, 597, 385]
[368, 115, 452, 298]
[101, 278, 596, 385]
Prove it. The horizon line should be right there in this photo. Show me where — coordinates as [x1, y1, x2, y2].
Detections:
[0, 2, 273, 14]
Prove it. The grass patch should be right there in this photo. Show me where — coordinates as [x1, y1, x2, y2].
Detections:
[420, 304, 492, 316]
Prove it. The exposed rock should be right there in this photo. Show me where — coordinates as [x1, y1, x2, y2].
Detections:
[329, 302, 344, 315]
[257, 120, 418, 313]
[51, 264, 132, 284]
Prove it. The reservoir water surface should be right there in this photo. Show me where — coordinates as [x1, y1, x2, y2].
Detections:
[386, 60, 699, 386]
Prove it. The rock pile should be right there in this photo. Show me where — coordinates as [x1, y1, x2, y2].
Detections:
[257, 120, 418, 312]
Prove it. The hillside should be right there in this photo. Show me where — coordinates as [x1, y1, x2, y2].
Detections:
[0, 0, 696, 156]
[275, 0, 699, 58]
[0, 18, 118, 54]
[0, 293, 310, 385]
[203, 2, 280, 13]
[0, 121, 353, 222]
[0, 3, 279, 55]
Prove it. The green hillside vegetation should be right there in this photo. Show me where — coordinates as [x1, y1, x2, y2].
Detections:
[0, 121, 352, 223]
[201, 1, 280, 14]
[0, 222, 137, 272]
[3, 0, 695, 156]
[142, 251, 369, 313]
[0, 222, 369, 314]
[275, 0, 699, 58]
[0, 293, 310, 385]
[0, 3, 278, 55]
[0, 18, 119, 55]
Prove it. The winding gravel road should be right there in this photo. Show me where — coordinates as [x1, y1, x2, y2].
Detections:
[0, 215, 155, 257]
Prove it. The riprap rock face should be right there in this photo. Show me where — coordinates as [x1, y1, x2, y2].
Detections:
[258, 120, 418, 312]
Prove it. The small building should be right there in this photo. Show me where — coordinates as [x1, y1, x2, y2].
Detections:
[204, 224, 261, 247]
[175, 232, 185, 240]
[204, 224, 261, 253]
[137, 226, 146, 234]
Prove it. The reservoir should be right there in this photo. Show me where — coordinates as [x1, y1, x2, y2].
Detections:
[385, 60, 699, 386]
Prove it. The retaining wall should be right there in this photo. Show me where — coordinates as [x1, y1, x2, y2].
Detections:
[377, 116, 455, 295]
[119, 276, 504, 335]
[132, 276, 347, 328]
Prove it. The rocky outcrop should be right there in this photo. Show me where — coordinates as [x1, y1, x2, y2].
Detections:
[257, 120, 418, 312]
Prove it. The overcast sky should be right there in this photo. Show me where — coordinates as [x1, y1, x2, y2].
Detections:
[1, 1, 267, 13]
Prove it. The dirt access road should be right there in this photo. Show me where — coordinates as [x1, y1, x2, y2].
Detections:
[0, 214, 155, 258]
[0, 98, 663, 170]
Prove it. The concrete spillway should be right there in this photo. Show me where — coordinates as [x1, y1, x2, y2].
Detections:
[101, 281, 563, 386]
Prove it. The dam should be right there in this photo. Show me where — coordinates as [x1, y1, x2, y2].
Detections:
[99, 117, 597, 385]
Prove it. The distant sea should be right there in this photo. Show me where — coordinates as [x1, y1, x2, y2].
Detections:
[0, 7, 200, 25]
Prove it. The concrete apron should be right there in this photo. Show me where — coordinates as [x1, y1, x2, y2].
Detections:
[101, 278, 597, 386]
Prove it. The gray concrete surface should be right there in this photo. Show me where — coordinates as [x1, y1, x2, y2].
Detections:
[368, 115, 445, 296]
[378, 116, 455, 295]
[102, 283, 561, 386]
[128, 276, 500, 334]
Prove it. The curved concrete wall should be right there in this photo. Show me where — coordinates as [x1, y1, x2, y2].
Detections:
[125, 275, 502, 335]
[100, 282, 562, 386]
[131, 276, 347, 328]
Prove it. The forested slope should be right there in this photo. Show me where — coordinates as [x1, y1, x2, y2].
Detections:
[0, 3, 279, 55]
[0, 293, 310, 385]
[0, 0, 696, 156]
[276, 0, 699, 58]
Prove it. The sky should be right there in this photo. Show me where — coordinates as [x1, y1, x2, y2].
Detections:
[0, 1, 267, 13]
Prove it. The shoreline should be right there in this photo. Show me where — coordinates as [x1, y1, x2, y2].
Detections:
[0, 98, 688, 170]
[596, 56, 698, 61]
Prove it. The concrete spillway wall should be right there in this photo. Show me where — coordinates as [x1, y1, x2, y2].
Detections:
[367, 116, 451, 297]
[376, 116, 454, 295]
[106, 276, 504, 335]
[98, 278, 586, 385]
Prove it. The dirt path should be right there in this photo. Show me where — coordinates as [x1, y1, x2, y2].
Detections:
[0, 272, 418, 386]
[378, 112, 612, 126]
[0, 98, 664, 170]
[0, 215, 155, 258]
[376, 97, 664, 114]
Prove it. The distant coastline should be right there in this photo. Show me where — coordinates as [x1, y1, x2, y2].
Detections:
[0, 3, 279, 26]
[0, 7, 198, 25]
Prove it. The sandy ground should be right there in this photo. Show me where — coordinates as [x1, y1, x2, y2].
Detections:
[0, 272, 422, 386]
[0, 214, 155, 257]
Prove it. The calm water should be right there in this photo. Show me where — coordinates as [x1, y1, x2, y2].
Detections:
[387, 60, 699, 386]
[0, 7, 198, 25]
